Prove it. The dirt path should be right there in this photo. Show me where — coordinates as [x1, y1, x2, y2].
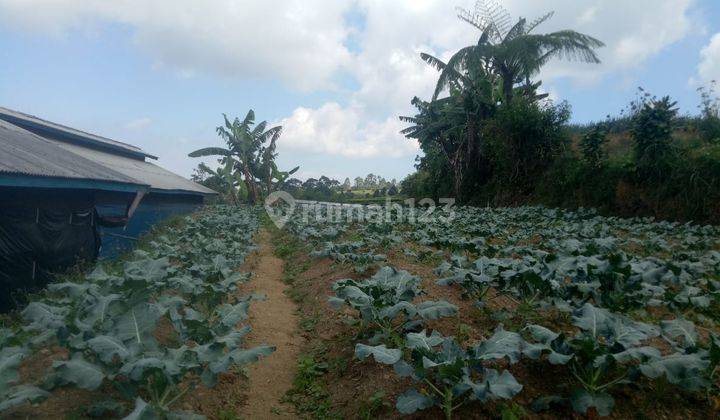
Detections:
[240, 229, 302, 419]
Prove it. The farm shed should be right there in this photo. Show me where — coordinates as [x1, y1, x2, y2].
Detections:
[0, 107, 215, 309]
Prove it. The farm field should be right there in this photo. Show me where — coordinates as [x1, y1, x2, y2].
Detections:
[1, 203, 720, 419]
[3, 1, 720, 419]
[275, 203, 720, 419]
[0, 206, 274, 419]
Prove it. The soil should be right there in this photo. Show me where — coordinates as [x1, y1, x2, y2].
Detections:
[280, 231, 717, 420]
[237, 229, 303, 419]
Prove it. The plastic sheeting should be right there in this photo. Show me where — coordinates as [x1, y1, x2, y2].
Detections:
[0, 189, 100, 311]
[98, 193, 203, 258]
[0, 189, 205, 311]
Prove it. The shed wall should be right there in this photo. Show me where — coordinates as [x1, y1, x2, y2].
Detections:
[98, 193, 205, 257]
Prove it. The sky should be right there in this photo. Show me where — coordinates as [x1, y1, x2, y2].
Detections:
[1, 0, 720, 182]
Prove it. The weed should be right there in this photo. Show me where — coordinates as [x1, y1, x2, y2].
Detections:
[216, 409, 241, 420]
[359, 391, 390, 420]
[500, 402, 528, 420]
[455, 323, 473, 345]
[284, 353, 337, 419]
[300, 316, 318, 333]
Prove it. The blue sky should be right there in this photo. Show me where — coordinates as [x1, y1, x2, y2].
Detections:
[1, 0, 719, 182]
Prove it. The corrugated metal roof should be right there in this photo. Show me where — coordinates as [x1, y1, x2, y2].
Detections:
[0, 106, 157, 160]
[0, 107, 216, 196]
[0, 120, 147, 188]
[50, 140, 217, 195]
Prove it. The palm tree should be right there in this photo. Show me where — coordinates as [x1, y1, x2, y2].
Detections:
[189, 110, 290, 205]
[423, 2, 604, 104]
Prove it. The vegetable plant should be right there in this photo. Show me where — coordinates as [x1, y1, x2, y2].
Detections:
[329, 266, 457, 345]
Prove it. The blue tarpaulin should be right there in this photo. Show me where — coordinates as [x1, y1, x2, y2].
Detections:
[97, 195, 203, 257]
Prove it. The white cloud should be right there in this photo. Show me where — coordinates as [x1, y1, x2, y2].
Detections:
[0, 0, 353, 91]
[0, 0, 699, 163]
[693, 32, 720, 85]
[274, 0, 476, 159]
[124, 117, 152, 130]
[278, 103, 418, 158]
[496, 0, 696, 84]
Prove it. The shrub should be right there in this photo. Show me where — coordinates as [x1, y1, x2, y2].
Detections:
[697, 82, 720, 143]
[482, 98, 571, 194]
[631, 96, 678, 182]
[538, 154, 629, 211]
[580, 123, 608, 168]
[662, 143, 720, 222]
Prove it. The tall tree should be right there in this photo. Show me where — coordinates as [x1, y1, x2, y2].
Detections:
[402, 1, 603, 200]
[424, 2, 604, 104]
[354, 177, 364, 189]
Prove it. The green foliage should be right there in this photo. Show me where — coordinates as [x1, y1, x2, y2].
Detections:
[482, 98, 571, 193]
[523, 305, 715, 416]
[189, 111, 298, 204]
[359, 391, 389, 420]
[401, 2, 602, 202]
[500, 402, 528, 420]
[312, 241, 386, 273]
[580, 123, 608, 168]
[284, 353, 335, 419]
[192, 160, 247, 205]
[284, 198, 720, 417]
[329, 266, 457, 344]
[0, 206, 272, 418]
[632, 96, 679, 181]
[385, 329, 523, 420]
[433, 3, 604, 104]
[400, 158, 453, 201]
[398, 2, 720, 223]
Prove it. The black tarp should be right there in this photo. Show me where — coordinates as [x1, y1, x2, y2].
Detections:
[0, 188, 100, 311]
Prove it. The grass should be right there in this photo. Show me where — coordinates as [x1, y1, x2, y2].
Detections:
[359, 391, 390, 420]
[216, 409, 241, 420]
[282, 351, 337, 419]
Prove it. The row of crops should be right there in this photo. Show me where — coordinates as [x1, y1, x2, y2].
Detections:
[286, 204, 720, 418]
[0, 206, 270, 419]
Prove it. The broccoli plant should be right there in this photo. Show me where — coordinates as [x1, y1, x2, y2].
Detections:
[357, 328, 524, 420]
[522, 304, 717, 416]
[329, 266, 457, 346]
[436, 256, 500, 304]
[0, 206, 274, 419]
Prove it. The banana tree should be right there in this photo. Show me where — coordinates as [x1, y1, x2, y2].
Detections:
[197, 161, 246, 205]
[255, 126, 300, 195]
[268, 163, 300, 192]
[189, 111, 272, 205]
